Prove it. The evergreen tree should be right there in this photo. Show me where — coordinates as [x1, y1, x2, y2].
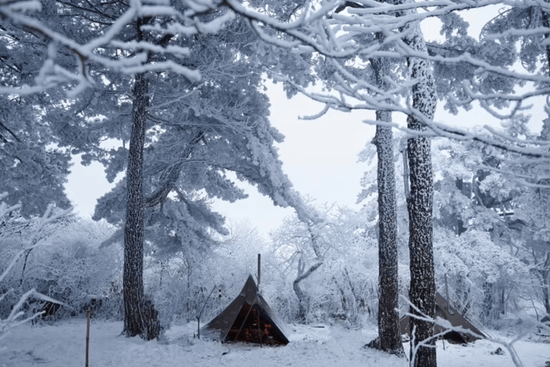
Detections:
[396, 1, 438, 364]
[0, 2, 72, 216]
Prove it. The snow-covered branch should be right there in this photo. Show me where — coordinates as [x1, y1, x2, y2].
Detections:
[0, 0, 231, 95]
[0, 197, 73, 342]
[0, 193, 21, 220]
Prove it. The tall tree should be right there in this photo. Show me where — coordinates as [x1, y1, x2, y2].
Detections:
[372, 112, 403, 354]
[397, 2, 438, 365]
[311, 1, 434, 359]
[41, 0, 230, 339]
[123, 68, 150, 337]
[369, 23, 404, 354]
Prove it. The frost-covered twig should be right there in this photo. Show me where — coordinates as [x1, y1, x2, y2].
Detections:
[0, 0, 229, 95]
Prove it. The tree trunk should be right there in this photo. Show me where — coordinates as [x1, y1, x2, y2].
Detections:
[364, 23, 405, 355]
[540, 253, 550, 315]
[122, 16, 162, 340]
[373, 114, 404, 355]
[482, 281, 494, 322]
[542, 270, 550, 315]
[404, 27, 437, 367]
[123, 71, 149, 338]
[540, 9, 550, 317]
[293, 257, 323, 323]
[293, 277, 309, 322]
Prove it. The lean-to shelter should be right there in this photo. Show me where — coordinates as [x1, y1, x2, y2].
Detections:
[203, 275, 289, 345]
[400, 292, 486, 344]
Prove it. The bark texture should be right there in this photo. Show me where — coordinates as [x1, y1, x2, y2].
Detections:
[368, 23, 404, 357]
[540, 8, 550, 317]
[122, 17, 162, 340]
[405, 27, 438, 367]
[373, 113, 403, 355]
[123, 71, 149, 338]
[540, 253, 550, 315]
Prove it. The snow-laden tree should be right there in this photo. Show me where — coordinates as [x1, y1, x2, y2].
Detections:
[0, 2, 73, 216]
[144, 222, 271, 325]
[327, 3, 406, 353]
[330, 1, 439, 363]
[42, 0, 317, 339]
[491, 117, 550, 317]
[428, 128, 550, 325]
[514, 185, 550, 316]
[0, 95, 71, 217]
[11, 0, 235, 340]
[270, 203, 328, 323]
[0, 194, 73, 341]
[1, 214, 119, 320]
[258, 0, 437, 358]
[270, 203, 378, 325]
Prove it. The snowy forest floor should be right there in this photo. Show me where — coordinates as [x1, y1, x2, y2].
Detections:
[1, 320, 549, 367]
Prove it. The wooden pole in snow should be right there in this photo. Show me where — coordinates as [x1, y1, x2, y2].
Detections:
[85, 308, 91, 367]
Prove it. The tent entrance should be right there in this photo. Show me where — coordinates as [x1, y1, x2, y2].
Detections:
[226, 303, 287, 345]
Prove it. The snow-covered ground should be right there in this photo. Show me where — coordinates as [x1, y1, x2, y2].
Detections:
[1, 320, 548, 367]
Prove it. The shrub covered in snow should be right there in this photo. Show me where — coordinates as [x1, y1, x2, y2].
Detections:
[1, 207, 122, 323]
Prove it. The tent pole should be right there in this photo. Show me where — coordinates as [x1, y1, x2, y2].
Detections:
[445, 273, 454, 314]
[257, 311, 262, 347]
[197, 285, 217, 339]
[234, 300, 255, 341]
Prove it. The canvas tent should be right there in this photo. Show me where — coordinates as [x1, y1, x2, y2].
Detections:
[203, 275, 289, 345]
[400, 292, 486, 344]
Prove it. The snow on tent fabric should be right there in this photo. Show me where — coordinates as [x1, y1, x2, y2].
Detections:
[400, 292, 486, 344]
[203, 275, 289, 345]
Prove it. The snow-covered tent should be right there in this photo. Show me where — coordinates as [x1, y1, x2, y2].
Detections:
[203, 275, 289, 345]
[400, 292, 486, 344]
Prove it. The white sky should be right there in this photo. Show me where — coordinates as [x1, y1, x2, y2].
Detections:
[212, 83, 376, 236]
[65, 5, 545, 238]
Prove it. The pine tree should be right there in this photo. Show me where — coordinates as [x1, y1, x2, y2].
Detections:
[0, 5, 72, 217]
[398, 2, 438, 365]
[370, 33, 403, 355]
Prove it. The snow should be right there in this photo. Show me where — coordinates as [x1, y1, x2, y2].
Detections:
[2, 320, 548, 367]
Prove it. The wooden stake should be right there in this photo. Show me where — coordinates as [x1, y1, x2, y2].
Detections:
[85, 308, 91, 367]
[197, 316, 201, 339]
